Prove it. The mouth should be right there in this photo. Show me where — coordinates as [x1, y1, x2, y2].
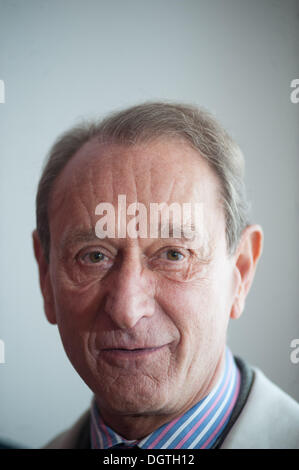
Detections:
[98, 345, 167, 362]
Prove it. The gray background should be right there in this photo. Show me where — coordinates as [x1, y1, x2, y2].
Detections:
[0, 0, 298, 449]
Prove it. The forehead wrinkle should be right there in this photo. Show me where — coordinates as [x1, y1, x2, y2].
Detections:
[134, 149, 152, 201]
[166, 177, 177, 205]
[71, 168, 94, 229]
[106, 165, 115, 204]
[128, 153, 138, 202]
[110, 148, 140, 203]
[87, 166, 98, 207]
[149, 156, 155, 203]
[113, 143, 160, 202]
[91, 159, 115, 205]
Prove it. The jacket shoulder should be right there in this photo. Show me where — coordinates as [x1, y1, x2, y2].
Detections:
[221, 365, 299, 449]
[42, 409, 91, 449]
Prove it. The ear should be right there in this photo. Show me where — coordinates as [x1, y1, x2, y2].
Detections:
[32, 230, 57, 325]
[230, 224, 264, 320]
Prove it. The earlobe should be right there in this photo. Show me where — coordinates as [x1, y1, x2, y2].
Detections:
[230, 295, 244, 320]
[32, 230, 57, 325]
[229, 224, 263, 320]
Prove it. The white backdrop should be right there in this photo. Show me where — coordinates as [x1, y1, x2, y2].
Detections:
[0, 0, 298, 448]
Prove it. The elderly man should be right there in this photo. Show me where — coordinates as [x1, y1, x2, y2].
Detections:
[33, 102, 299, 449]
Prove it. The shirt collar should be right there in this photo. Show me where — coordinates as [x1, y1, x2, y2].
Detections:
[90, 346, 240, 449]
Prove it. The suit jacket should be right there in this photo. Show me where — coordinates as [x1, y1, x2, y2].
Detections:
[43, 357, 299, 449]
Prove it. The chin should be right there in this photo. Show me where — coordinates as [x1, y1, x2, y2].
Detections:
[94, 378, 171, 416]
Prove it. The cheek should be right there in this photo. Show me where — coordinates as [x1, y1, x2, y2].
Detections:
[51, 281, 102, 377]
[155, 279, 210, 348]
[51, 257, 100, 315]
[155, 268, 231, 349]
[56, 286, 98, 322]
[50, 270, 103, 353]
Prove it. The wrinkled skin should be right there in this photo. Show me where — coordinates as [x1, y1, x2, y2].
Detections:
[33, 137, 263, 439]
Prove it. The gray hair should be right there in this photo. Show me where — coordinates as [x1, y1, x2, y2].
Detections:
[36, 101, 251, 261]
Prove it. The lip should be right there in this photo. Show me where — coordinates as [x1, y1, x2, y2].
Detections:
[98, 345, 167, 362]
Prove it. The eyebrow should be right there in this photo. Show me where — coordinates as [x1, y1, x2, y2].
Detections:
[156, 221, 202, 241]
[60, 228, 99, 252]
[60, 225, 200, 246]
[158, 221, 214, 258]
[59, 223, 214, 258]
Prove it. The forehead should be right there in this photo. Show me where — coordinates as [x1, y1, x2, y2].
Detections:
[50, 137, 222, 210]
[48, 138, 225, 252]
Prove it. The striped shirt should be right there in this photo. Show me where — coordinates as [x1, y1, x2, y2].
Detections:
[90, 347, 240, 449]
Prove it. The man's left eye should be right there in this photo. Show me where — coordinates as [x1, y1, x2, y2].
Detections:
[163, 249, 185, 261]
[84, 251, 105, 263]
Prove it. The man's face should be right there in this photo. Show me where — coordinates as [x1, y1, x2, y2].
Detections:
[42, 138, 239, 425]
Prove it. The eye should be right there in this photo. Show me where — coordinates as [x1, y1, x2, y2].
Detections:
[82, 251, 106, 264]
[164, 249, 185, 261]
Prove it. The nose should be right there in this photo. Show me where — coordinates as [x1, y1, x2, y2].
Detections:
[103, 255, 156, 330]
